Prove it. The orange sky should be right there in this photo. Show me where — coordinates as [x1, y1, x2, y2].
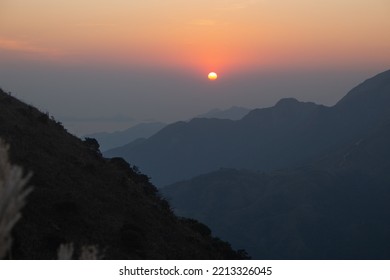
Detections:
[1, 0, 389, 74]
[1, 0, 390, 135]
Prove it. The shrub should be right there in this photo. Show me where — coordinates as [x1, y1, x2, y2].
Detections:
[83, 137, 101, 155]
[37, 112, 50, 124]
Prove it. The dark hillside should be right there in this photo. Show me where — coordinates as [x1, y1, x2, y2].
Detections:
[0, 88, 243, 259]
[163, 122, 390, 259]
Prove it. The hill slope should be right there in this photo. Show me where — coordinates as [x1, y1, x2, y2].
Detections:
[0, 88, 243, 260]
[106, 70, 390, 186]
[162, 122, 390, 259]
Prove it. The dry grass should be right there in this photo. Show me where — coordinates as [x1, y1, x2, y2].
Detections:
[57, 243, 75, 260]
[0, 139, 32, 259]
[58, 243, 101, 260]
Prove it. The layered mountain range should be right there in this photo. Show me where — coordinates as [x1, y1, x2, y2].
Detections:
[104, 69, 390, 259]
[86, 106, 251, 152]
[106, 70, 390, 187]
[161, 70, 390, 259]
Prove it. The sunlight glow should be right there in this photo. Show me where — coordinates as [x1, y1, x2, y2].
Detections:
[208, 72, 218, 80]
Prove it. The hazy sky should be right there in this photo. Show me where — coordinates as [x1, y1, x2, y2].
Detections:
[1, 0, 389, 135]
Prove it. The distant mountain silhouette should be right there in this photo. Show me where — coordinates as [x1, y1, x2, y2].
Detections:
[105, 70, 390, 186]
[86, 107, 249, 152]
[195, 106, 251, 120]
[0, 88, 245, 260]
[85, 122, 166, 151]
[163, 121, 390, 259]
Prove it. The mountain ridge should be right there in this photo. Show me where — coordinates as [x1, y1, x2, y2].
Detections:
[195, 106, 251, 120]
[162, 121, 390, 259]
[161, 69, 390, 259]
[106, 70, 390, 186]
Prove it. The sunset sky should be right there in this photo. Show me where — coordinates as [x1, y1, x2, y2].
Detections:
[1, 0, 389, 135]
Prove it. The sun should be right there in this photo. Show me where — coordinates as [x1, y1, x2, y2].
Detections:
[208, 72, 218, 80]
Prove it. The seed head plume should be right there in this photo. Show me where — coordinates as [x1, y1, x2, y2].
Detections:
[0, 139, 32, 259]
